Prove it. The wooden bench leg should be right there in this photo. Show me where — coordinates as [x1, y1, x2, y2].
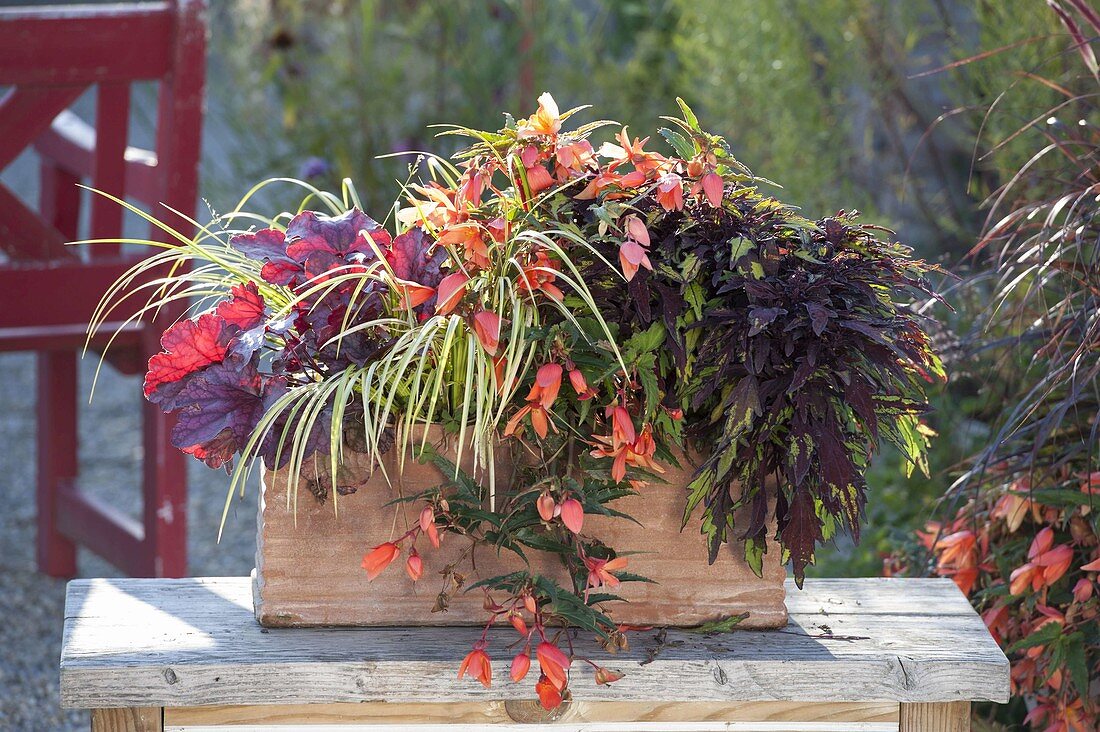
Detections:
[900, 701, 970, 731]
[90, 707, 162, 732]
[36, 350, 78, 577]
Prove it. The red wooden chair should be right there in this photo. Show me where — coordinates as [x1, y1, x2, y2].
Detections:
[0, 1, 206, 578]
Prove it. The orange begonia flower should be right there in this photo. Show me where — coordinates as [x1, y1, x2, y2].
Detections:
[701, 172, 724, 207]
[518, 92, 561, 139]
[537, 493, 557, 522]
[362, 542, 400, 581]
[535, 674, 563, 709]
[554, 139, 596, 181]
[525, 163, 556, 194]
[619, 239, 652, 282]
[568, 368, 597, 400]
[585, 555, 628, 590]
[656, 173, 685, 211]
[601, 127, 666, 177]
[419, 505, 441, 549]
[438, 223, 490, 270]
[472, 309, 501, 355]
[398, 182, 461, 230]
[591, 423, 664, 483]
[505, 363, 564, 440]
[458, 644, 493, 688]
[624, 214, 650, 246]
[405, 549, 423, 581]
[560, 497, 584, 534]
[518, 250, 564, 302]
[434, 272, 469, 316]
[536, 641, 571, 691]
[510, 652, 532, 682]
[532, 363, 563, 409]
[392, 280, 436, 310]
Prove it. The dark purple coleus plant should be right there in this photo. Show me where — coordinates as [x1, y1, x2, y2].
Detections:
[571, 188, 945, 585]
[144, 208, 444, 470]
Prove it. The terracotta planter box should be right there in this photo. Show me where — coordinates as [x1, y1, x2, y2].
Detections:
[253, 431, 787, 629]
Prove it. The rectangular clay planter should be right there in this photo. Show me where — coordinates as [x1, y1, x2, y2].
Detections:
[254, 431, 787, 629]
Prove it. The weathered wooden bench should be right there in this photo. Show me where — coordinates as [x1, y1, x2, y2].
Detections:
[60, 576, 1008, 731]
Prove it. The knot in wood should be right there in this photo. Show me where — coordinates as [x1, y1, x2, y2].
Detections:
[504, 698, 571, 723]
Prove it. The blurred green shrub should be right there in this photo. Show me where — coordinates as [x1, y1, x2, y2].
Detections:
[207, 0, 985, 248]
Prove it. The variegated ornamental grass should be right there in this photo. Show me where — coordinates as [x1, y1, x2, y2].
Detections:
[88, 95, 943, 709]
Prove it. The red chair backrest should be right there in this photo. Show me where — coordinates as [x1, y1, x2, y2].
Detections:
[0, 0, 205, 329]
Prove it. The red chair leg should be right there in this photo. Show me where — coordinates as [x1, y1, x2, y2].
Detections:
[36, 350, 78, 577]
[140, 327, 187, 578]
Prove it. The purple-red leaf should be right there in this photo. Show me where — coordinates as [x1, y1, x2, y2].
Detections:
[228, 228, 288, 260]
[387, 227, 447, 301]
[170, 362, 285, 470]
[216, 282, 266, 330]
[284, 209, 391, 262]
[781, 489, 823, 587]
[144, 313, 235, 403]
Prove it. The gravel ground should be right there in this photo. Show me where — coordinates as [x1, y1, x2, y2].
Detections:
[0, 353, 260, 730]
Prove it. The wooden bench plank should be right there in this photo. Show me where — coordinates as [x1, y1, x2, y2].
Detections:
[163, 701, 900, 727]
[60, 577, 1009, 709]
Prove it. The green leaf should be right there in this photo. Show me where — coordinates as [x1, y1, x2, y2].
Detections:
[729, 237, 754, 263]
[624, 321, 666, 356]
[658, 128, 695, 160]
[1007, 621, 1062, 653]
[676, 97, 700, 131]
[744, 536, 765, 577]
[466, 570, 531, 593]
[610, 571, 656, 584]
[1063, 631, 1090, 694]
[635, 352, 661, 418]
[683, 612, 749, 634]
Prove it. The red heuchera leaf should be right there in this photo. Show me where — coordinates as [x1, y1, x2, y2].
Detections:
[228, 228, 287, 260]
[387, 227, 447, 314]
[229, 228, 303, 286]
[180, 428, 239, 470]
[144, 313, 235, 402]
[169, 362, 285, 470]
[284, 209, 391, 262]
[215, 282, 265, 330]
[260, 259, 303, 286]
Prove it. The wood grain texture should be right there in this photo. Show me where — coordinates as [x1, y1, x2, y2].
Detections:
[91, 707, 162, 732]
[900, 702, 970, 732]
[164, 701, 899, 725]
[255, 431, 787, 629]
[60, 577, 1009, 709]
